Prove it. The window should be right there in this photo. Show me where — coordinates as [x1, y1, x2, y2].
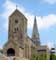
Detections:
[13, 19, 19, 33]
[13, 27, 18, 33]
[15, 20, 18, 23]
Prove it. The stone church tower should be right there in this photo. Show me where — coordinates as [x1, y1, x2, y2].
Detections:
[32, 16, 40, 46]
[3, 9, 27, 57]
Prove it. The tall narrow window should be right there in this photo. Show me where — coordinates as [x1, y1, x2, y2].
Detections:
[13, 27, 18, 33]
[13, 19, 19, 33]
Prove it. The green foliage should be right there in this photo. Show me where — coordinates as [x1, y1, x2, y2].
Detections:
[31, 55, 38, 60]
[31, 54, 47, 60]
[50, 53, 56, 60]
[0, 50, 3, 54]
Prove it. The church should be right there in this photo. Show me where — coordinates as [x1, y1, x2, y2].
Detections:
[3, 9, 50, 60]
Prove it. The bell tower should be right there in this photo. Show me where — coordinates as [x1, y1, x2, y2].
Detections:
[3, 9, 27, 57]
[8, 9, 27, 47]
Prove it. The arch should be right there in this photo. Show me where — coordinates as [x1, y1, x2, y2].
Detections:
[7, 48, 15, 56]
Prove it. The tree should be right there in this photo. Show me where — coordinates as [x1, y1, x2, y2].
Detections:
[31, 55, 36, 60]
[0, 50, 3, 54]
[50, 53, 56, 60]
[31, 54, 47, 60]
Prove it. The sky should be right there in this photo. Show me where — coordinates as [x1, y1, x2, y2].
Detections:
[0, 0, 56, 49]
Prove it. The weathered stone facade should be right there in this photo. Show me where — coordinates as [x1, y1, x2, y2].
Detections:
[3, 9, 50, 60]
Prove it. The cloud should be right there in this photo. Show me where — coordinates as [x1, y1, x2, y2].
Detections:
[37, 14, 56, 29]
[43, 0, 56, 4]
[46, 41, 54, 49]
[2, 0, 56, 31]
[41, 40, 55, 49]
[1, 0, 16, 31]
[27, 14, 56, 30]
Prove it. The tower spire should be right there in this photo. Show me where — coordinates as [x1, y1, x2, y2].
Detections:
[32, 16, 40, 46]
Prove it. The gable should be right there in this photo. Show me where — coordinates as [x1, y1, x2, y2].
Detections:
[9, 9, 27, 20]
[3, 40, 19, 49]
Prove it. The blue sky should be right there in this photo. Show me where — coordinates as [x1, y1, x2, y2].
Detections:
[0, 0, 56, 49]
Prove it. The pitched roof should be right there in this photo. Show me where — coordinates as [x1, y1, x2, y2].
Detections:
[9, 9, 27, 20]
